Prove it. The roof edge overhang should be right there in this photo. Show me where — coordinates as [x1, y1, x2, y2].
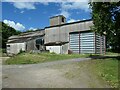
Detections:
[45, 19, 92, 29]
[69, 30, 93, 34]
[45, 41, 69, 46]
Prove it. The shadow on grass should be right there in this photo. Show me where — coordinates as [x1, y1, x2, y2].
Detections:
[89, 54, 120, 60]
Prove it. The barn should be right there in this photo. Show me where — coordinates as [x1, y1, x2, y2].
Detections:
[6, 15, 106, 55]
[45, 15, 106, 54]
[6, 30, 45, 55]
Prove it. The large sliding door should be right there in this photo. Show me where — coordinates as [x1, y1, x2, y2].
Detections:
[69, 33, 80, 53]
[69, 31, 95, 54]
[80, 32, 95, 53]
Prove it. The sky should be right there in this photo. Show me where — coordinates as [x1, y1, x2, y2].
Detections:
[2, 0, 92, 32]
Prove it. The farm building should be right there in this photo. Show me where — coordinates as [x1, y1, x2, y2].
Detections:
[6, 15, 106, 55]
[6, 30, 45, 55]
[45, 15, 106, 54]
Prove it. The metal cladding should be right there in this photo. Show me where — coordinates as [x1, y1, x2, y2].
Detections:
[6, 30, 45, 55]
[45, 20, 93, 45]
[45, 15, 106, 54]
[69, 32, 105, 54]
[7, 15, 106, 54]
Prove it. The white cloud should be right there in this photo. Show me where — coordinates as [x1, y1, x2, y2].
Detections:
[55, 0, 90, 19]
[2, 0, 88, 2]
[3, 0, 90, 18]
[67, 19, 80, 23]
[61, 1, 89, 12]
[3, 0, 49, 10]
[13, 2, 36, 10]
[29, 27, 37, 30]
[60, 11, 70, 18]
[82, 18, 86, 20]
[3, 20, 25, 31]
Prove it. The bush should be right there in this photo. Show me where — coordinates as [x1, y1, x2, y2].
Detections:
[2, 49, 6, 53]
[18, 49, 25, 54]
[50, 52, 56, 54]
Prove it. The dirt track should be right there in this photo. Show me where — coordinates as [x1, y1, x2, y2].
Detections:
[2, 58, 110, 88]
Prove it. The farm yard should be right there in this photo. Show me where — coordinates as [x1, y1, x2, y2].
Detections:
[2, 52, 119, 88]
[1, 1, 120, 89]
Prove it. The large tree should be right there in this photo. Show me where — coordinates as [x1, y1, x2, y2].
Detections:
[89, 2, 120, 52]
[0, 22, 21, 49]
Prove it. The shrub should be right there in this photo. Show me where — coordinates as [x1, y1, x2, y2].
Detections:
[18, 49, 25, 54]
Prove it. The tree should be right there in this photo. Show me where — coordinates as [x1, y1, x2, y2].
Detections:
[1, 22, 21, 49]
[89, 2, 120, 53]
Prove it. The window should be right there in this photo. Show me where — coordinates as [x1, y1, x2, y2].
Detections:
[36, 39, 44, 45]
[7, 45, 10, 47]
[62, 17, 64, 22]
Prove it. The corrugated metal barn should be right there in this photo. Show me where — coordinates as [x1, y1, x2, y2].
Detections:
[7, 30, 45, 55]
[7, 15, 106, 54]
[45, 15, 106, 54]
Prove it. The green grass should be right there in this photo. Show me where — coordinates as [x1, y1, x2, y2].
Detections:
[4, 52, 119, 88]
[77, 58, 119, 88]
[4, 52, 90, 65]
[105, 52, 119, 56]
[0, 48, 7, 57]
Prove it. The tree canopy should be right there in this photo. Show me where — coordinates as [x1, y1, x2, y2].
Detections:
[89, 2, 120, 52]
[0, 22, 21, 49]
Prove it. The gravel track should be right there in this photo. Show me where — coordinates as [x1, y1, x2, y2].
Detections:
[2, 58, 110, 88]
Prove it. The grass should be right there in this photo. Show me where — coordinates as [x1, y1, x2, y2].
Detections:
[77, 58, 119, 88]
[4, 52, 90, 65]
[0, 48, 7, 57]
[105, 52, 119, 56]
[4, 52, 119, 88]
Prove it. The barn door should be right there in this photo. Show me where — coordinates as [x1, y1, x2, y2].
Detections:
[69, 32, 95, 54]
[80, 32, 95, 53]
[69, 33, 80, 53]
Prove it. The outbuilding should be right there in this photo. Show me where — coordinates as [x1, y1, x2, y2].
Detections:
[6, 30, 45, 55]
[45, 15, 106, 54]
[7, 15, 106, 55]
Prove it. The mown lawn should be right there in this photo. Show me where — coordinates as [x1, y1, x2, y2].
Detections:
[77, 57, 119, 88]
[4, 52, 90, 65]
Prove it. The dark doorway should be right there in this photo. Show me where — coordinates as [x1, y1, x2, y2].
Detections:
[36, 45, 40, 50]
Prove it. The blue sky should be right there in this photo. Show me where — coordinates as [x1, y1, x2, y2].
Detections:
[2, 1, 91, 32]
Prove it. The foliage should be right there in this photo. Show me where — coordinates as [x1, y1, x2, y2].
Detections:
[25, 30, 34, 32]
[1, 22, 21, 49]
[18, 49, 25, 54]
[89, 2, 120, 52]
